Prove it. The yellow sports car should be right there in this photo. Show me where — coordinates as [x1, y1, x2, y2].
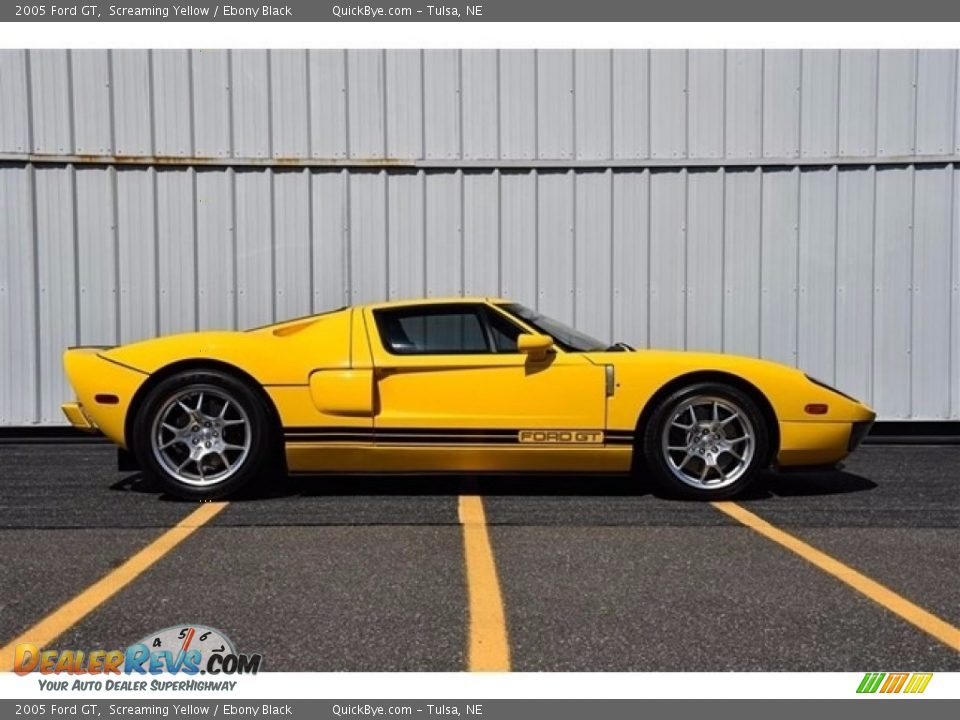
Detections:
[62, 297, 876, 500]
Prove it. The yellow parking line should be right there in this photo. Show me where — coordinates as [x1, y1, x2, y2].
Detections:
[458, 495, 511, 671]
[0, 502, 228, 671]
[713, 501, 960, 652]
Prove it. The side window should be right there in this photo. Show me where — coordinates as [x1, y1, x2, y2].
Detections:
[375, 307, 490, 355]
[483, 308, 523, 353]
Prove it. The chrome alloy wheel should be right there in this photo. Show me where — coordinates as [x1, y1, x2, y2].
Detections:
[150, 385, 251, 486]
[660, 396, 755, 490]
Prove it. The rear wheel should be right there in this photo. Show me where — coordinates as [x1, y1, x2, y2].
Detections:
[132, 370, 276, 500]
[641, 382, 770, 500]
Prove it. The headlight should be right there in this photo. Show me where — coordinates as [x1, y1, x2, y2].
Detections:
[805, 375, 859, 404]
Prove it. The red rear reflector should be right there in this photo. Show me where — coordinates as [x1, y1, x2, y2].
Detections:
[94, 394, 119, 405]
[804, 403, 829, 415]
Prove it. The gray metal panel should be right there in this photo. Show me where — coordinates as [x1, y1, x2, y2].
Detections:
[611, 50, 649, 160]
[725, 50, 762, 160]
[499, 51, 536, 160]
[192, 50, 231, 158]
[649, 50, 686, 160]
[152, 50, 192, 157]
[425, 171, 463, 296]
[838, 50, 877, 157]
[499, 171, 536, 306]
[34, 166, 75, 423]
[911, 165, 953, 418]
[0, 50, 29, 152]
[273, 169, 312, 319]
[762, 51, 801, 159]
[574, 170, 613, 341]
[75, 166, 117, 347]
[574, 51, 612, 161]
[385, 50, 423, 160]
[196, 168, 234, 328]
[29, 50, 72, 154]
[111, 50, 153, 156]
[8, 49, 960, 166]
[348, 170, 387, 303]
[957, 62, 960, 154]
[71, 50, 112, 156]
[797, 167, 837, 383]
[611, 170, 649, 346]
[387, 170, 424, 299]
[759, 168, 799, 366]
[270, 50, 310, 159]
[685, 168, 724, 351]
[915, 50, 957, 156]
[801, 50, 839, 159]
[3, 161, 959, 423]
[462, 170, 500, 295]
[877, 50, 917, 158]
[308, 50, 347, 160]
[5, 48, 960, 424]
[723, 168, 762, 355]
[537, 50, 574, 161]
[953, 166, 959, 420]
[116, 166, 158, 343]
[688, 50, 724, 160]
[311, 170, 349, 309]
[423, 51, 461, 160]
[232, 50, 270, 159]
[156, 168, 197, 335]
[536, 170, 575, 322]
[346, 50, 385, 159]
[834, 167, 876, 407]
[461, 50, 499, 161]
[0, 166, 37, 423]
[648, 169, 685, 348]
[235, 169, 273, 329]
[873, 166, 913, 418]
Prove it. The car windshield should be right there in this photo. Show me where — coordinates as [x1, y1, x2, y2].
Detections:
[500, 303, 607, 352]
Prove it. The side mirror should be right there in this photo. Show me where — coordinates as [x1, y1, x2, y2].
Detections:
[517, 333, 554, 359]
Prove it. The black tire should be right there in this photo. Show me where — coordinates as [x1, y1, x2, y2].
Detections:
[640, 382, 770, 500]
[131, 369, 277, 500]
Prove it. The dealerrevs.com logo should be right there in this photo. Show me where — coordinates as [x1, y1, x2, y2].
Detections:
[857, 672, 933, 694]
[14, 625, 262, 691]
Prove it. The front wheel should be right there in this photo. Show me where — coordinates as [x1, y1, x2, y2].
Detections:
[641, 383, 770, 500]
[132, 370, 276, 500]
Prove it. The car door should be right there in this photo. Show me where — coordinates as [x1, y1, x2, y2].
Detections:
[364, 302, 606, 444]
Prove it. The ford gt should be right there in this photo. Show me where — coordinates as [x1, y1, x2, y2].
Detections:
[62, 297, 876, 500]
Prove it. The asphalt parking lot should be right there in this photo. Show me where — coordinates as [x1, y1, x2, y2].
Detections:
[0, 442, 957, 671]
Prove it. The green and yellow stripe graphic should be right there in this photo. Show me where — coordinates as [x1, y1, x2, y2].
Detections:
[857, 672, 933, 694]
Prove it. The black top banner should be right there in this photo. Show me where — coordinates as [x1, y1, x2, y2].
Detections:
[6, 0, 960, 22]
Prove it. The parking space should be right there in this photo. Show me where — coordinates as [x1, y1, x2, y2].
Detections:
[0, 443, 957, 671]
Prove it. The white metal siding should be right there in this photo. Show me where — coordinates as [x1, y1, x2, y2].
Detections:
[1, 50, 958, 424]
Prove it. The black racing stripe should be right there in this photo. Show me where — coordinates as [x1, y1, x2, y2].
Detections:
[376, 437, 521, 445]
[285, 426, 374, 435]
[285, 426, 520, 437]
[283, 427, 619, 445]
[286, 433, 522, 444]
[286, 435, 375, 443]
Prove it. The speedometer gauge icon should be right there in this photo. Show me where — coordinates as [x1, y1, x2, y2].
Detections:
[133, 624, 235, 672]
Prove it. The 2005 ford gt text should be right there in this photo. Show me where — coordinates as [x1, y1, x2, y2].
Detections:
[61, 297, 875, 500]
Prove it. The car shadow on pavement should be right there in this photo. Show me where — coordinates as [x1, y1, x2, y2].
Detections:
[109, 466, 877, 503]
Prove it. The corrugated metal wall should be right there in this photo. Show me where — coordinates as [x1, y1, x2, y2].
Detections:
[1, 50, 958, 424]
